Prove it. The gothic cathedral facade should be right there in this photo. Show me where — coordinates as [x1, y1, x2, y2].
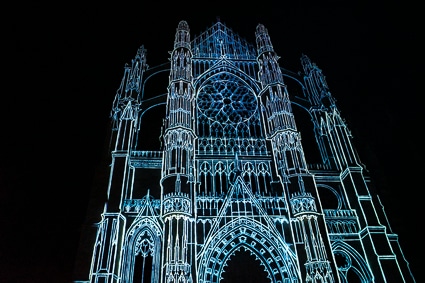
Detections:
[75, 20, 416, 282]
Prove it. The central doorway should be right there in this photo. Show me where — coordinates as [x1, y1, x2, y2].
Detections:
[221, 248, 270, 283]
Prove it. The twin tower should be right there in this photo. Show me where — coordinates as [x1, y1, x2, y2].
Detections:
[74, 20, 415, 282]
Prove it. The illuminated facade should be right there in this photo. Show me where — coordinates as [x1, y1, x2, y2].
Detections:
[75, 20, 416, 282]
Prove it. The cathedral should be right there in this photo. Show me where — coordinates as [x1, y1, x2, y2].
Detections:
[73, 19, 416, 283]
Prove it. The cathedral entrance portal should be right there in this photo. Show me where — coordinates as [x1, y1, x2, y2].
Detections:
[198, 221, 300, 283]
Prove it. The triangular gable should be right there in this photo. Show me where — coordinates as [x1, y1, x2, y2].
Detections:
[191, 21, 257, 60]
[218, 176, 269, 217]
[120, 100, 136, 120]
[135, 190, 159, 218]
[209, 56, 238, 70]
[195, 55, 260, 92]
[207, 176, 285, 238]
[126, 190, 163, 240]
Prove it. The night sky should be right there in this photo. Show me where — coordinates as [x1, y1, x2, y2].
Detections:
[4, 3, 422, 282]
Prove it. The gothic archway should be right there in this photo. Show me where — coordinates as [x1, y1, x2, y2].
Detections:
[121, 219, 162, 283]
[331, 241, 374, 282]
[198, 219, 300, 283]
[221, 246, 270, 282]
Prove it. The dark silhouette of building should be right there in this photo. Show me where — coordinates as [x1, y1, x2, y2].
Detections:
[73, 19, 416, 283]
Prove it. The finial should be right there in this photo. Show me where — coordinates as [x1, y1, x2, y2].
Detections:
[233, 152, 242, 181]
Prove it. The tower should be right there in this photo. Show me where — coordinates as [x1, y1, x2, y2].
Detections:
[74, 19, 416, 283]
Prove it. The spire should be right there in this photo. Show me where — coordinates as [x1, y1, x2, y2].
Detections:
[232, 153, 242, 182]
[256, 23, 284, 86]
[111, 45, 147, 122]
[300, 54, 336, 108]
[256, 24, 274, 55]
[174, 20, 191, 50]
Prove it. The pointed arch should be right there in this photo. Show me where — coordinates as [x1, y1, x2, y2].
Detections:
[316, 184, 342, 210]
[331, 241, 374, 282]
[136, 101, 167, 151]
[194, 58, 261, 94]
[121, 218, 163, 283]
[198, 219, 300, 283]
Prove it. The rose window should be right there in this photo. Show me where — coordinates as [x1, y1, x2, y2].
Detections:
[197, 79, 257, 124]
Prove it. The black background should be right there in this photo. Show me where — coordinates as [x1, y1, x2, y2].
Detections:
[4, 2, 422, 282]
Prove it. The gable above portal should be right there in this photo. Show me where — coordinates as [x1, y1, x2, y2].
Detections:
[191, 21, 257, 60]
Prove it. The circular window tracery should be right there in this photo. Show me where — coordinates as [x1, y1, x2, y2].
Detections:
[198, 79, 257, 124]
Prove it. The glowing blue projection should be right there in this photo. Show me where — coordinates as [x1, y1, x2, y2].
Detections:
[80, 19, 416, 283]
